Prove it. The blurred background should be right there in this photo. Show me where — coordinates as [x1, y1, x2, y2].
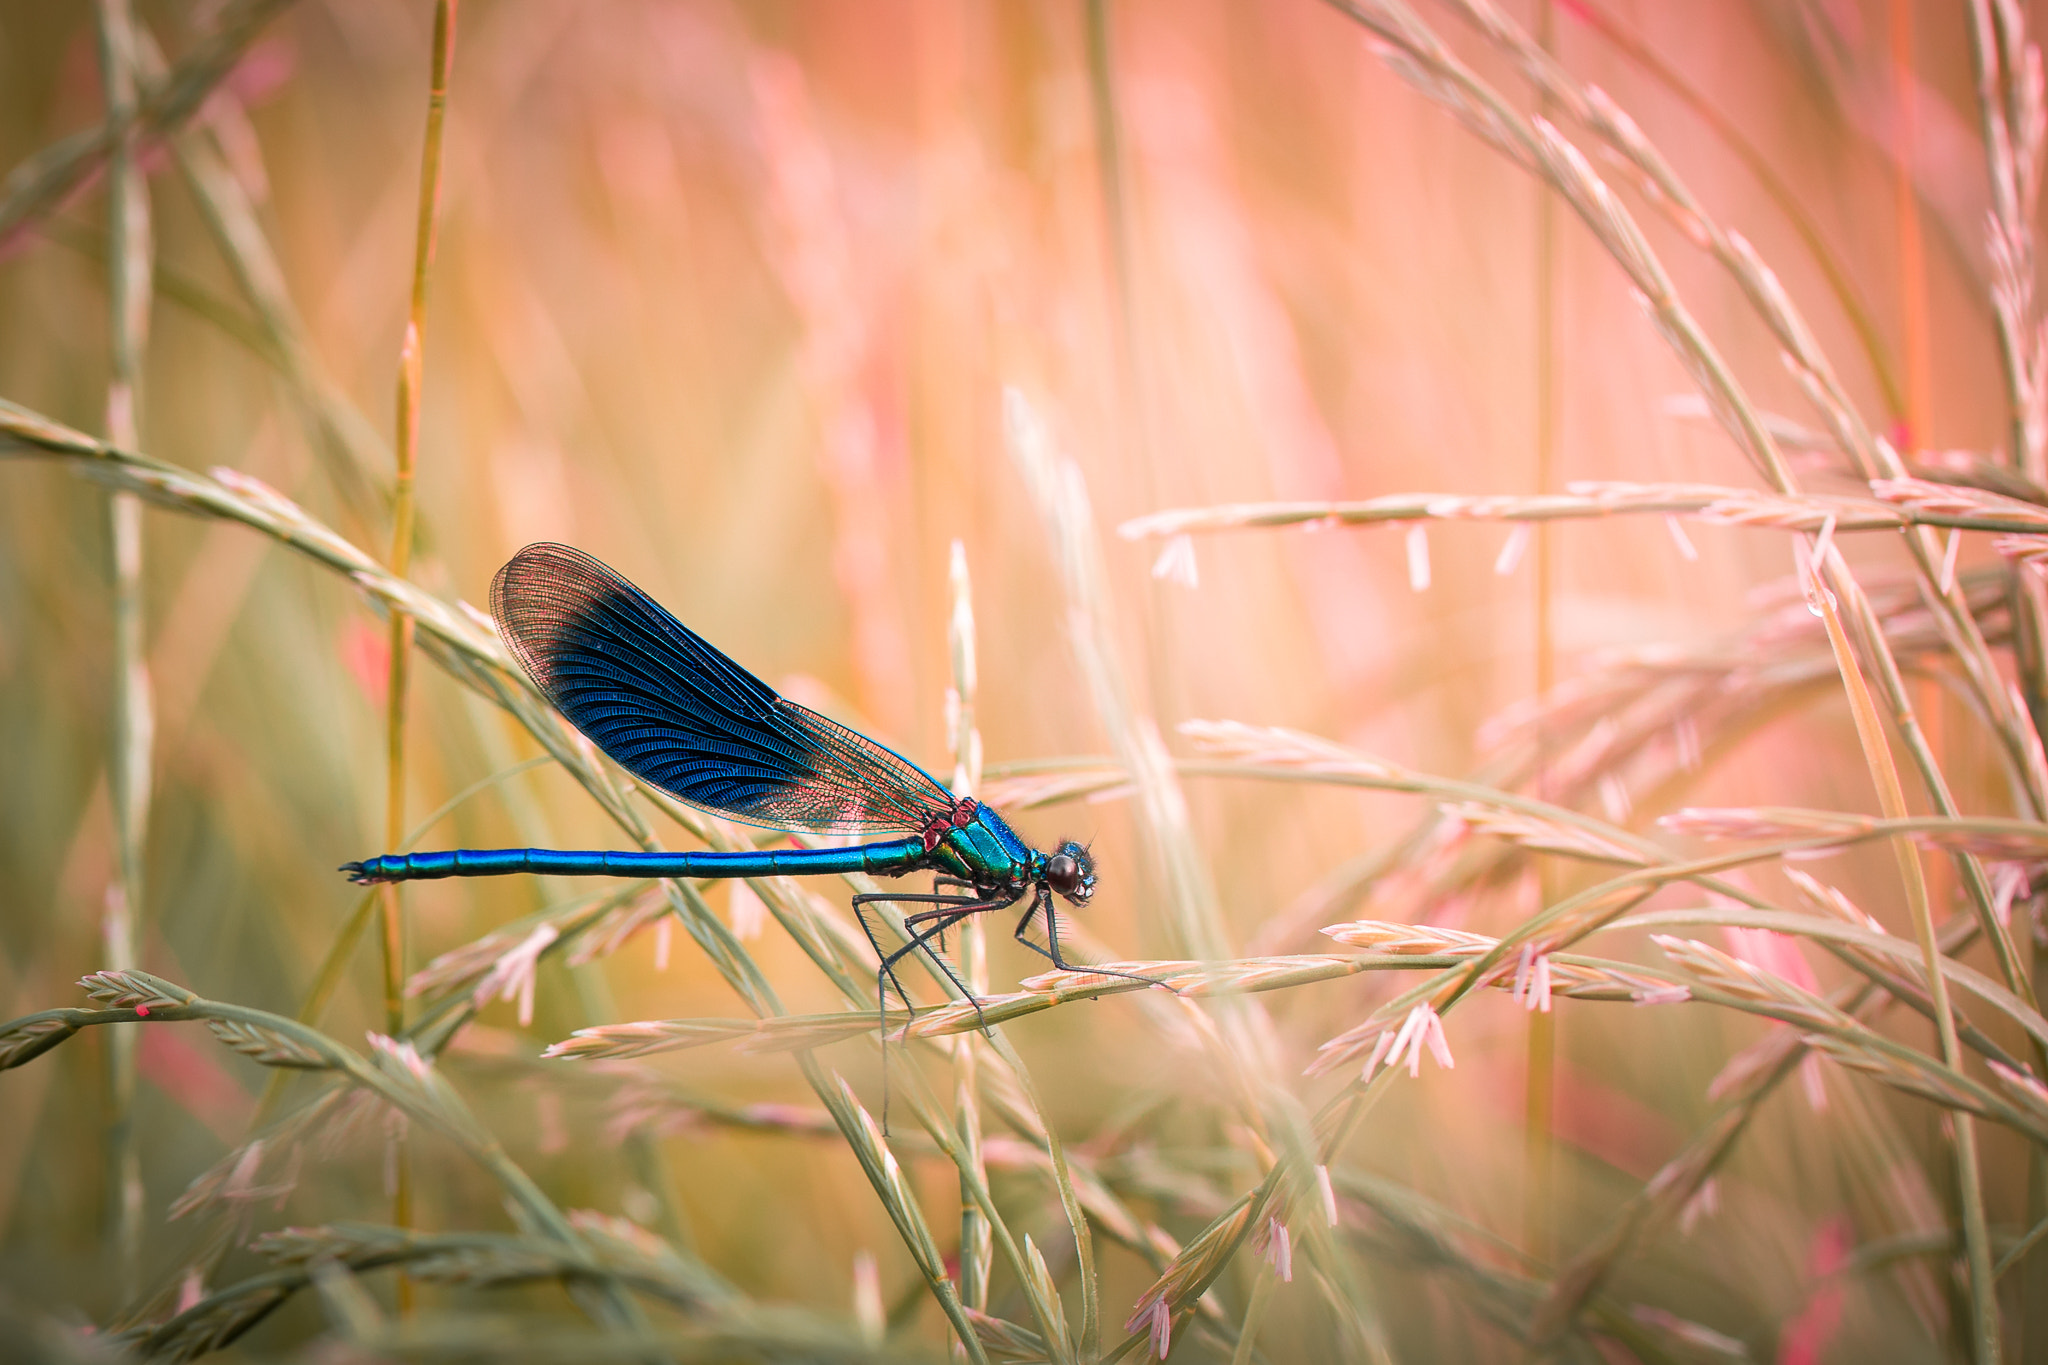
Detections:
[0, 0, 2033, 1359]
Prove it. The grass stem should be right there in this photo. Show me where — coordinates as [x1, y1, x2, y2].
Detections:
[94, 0, 154, 1306]
[381, 0, 460, 1313]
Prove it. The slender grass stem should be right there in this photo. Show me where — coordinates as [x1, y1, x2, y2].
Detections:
[1526, 0, 1560, 1272]
[94, 0, 153, 1305]
[381, 0, 460, 1312]
[946, 543, 995, 1319]
[1890, 0, 1933, 448]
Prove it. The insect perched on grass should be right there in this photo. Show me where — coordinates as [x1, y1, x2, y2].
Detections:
[345, 542, 1158, 1023]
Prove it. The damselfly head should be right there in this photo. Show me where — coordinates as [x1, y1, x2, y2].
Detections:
[1046, 840, 1096, 905]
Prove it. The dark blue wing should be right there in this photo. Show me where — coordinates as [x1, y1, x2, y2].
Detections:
[490, 543, 956, 836]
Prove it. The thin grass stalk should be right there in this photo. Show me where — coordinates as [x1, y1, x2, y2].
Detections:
[1891, 0, 1933, 446]
[94, 0, 153, 1303]
[947, 542, 994, 1323]
[383, 0, 460, 1029]
[1525, 0, 1561, 1273]
[1082, 0, 1156, 516]
[1121, 484, 2048, 538]
[381, 0, 458, 1308]
[1810, 542, 1999, 1358]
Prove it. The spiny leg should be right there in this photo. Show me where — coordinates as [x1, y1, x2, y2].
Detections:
[851, 890, 983, 1137]
[850, 895, 919, 1022]
[930, 876, 976, 951]
[883, 902, 1006, 1033]
[1013, 886, 1170, 992]
[851, 891, 984, 1019]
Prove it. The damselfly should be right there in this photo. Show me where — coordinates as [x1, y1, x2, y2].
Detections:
[345, 543, 1157, 1022]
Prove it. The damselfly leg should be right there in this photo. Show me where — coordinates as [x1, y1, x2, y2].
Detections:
[1014, 884, 1169, 992]
[850, 888, 1011, 1135]
[850, 890, 1005, 1028]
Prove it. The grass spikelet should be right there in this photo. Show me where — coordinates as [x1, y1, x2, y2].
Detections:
[1321, 920, 1498, 955]
[1649, 935, 1844, 1029]
[1440, 801, 1648, 864]
[0, 1016, 82, 1070]
[968, 1309, 1048, 1363]
[78, 969, 196, 1013]
[203, 1019, 332, 1070]
[543, 1019, 761, 1062]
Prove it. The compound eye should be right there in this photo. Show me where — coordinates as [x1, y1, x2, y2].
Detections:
[1045, 853, 1082, 897]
